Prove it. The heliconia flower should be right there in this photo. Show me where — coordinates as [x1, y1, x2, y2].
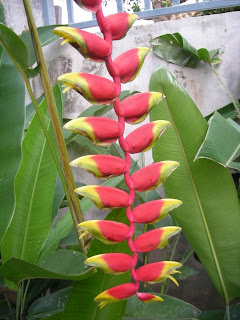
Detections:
[105, 13, 138, 40]
[70, 155, 126, 179]
[137, 292, 163, 303]
[58, 73, 117, 104]
[85, 253, 133, 274]
[125, 120, 170, 154]
[136, 261, 182, 286]
[53, 27, 110, 61]
[75, 185, 129, 209]
[113, 48, 150, 83]
[94, 283, 138, 309]
[74, 0, 102, 13]
[121, 92, 165, 124]
[131, 161, 179, 192]
[133, 227, 181, 252]
[78, 220, 130, 244]
[132, 199, 183, 224]
[63, 117, 120, 147]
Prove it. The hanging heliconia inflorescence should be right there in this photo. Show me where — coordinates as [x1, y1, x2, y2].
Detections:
[54, 0, 183, 309]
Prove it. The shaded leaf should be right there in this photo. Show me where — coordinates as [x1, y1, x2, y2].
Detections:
[0, 23, 29, 73]
[150, 32, 220, 68]
[205, 100, 239, 121]
[198, 309, 225, 320]
[28, 287, 72, 319]
[38, 211, 74, 263]
[225, 302, 240, 320]
[124, 294, 200, 319]
[150, 65, 240, 300]
[0, 250, 95, 283]
[51, 174, 65, 221]
[195, 112, 240, 170]
[26, 64, 41, 78]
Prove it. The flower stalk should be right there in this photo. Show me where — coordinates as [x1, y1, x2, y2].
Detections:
[55, 0, 183, 307]
[22, 0, 86, 253]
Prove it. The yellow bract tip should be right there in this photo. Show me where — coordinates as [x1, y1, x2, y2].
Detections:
[168, 274, 179, 287]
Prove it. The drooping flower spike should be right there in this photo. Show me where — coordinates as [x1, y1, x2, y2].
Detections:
[57, 0, 182, 308]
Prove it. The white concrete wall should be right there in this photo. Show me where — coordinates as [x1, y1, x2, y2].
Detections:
[45, 11, 240, 119]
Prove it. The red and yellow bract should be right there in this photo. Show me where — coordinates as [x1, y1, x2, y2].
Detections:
[56, 0, 182, 309]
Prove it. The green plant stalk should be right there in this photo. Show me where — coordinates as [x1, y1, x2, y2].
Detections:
[0, 279, 15, 320]
[211, 65, 240, 116]
[20, 279, 30, 319]
[164, 233, 180, 295]
[22, 0, 86, 252]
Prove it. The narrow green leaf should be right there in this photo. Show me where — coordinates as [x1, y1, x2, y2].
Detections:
[0, 52, 25, 242]
[195, 112, 240, 170]
[62, 208, 131, 320]
[0, 2, 6, 24]
[150, 65, 240, 301]
[26, 63, 41, 78]
[38, 211, 74, 263]
[28, 287, 72, 319]
[0, 251, 95, 283]
[1, 85, 62, 266]
[25, 93, 45, 130]
[124, 294, 200, 319]
[0, 23, 29, 73]
[51, 174, 65, 221]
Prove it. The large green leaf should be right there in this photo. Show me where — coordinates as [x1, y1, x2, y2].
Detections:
[0, 23, 29, 73]
[0, 250, 94, 283]
[1, 85, 63, 266]
[124, 294, 200, 319]
[0, 52, 25, 243]
[28, 286, 72, 319]
[195, 112, 240, 170]
[62, 208, 131, 320]
[205, 101, 239, 121]
[149, 65, 240, 301]
[150, 32, 220, 68]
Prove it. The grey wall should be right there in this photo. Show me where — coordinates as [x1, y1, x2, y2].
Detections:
[45, 11, 240, 119]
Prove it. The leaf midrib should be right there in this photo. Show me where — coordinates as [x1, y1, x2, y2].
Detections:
[21, 119, 50, 260]
[163, 86, 228, 303]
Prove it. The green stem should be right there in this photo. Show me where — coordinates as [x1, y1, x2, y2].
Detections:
[211, 65, 240, 116]
[22, 0, 86, 254]
[169, 232, 180, 261]
[225, 302, 230, 320]
[20, 279, 30, 319]
[181, 249, 194, 264]
[164, 233, 180, 295]
[0, 279, 15, 320]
